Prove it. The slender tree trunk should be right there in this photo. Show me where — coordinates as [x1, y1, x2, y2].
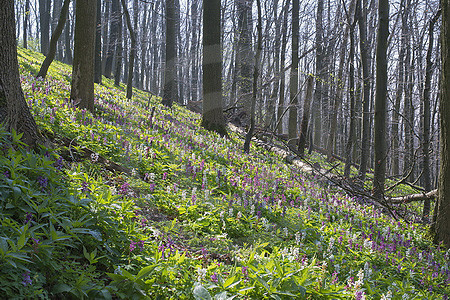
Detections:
[422, 10, 441, 220]
[36, 0, 70, 79]
[313, 0, 324, 147]
[244, 0, 262, 153]
[114, 8, 123, 87]
[63, 4, 72, 64]
[0, 0, 42, 147]
[120, 0, 136, 99]
[23, 0, 30, 49]
[101, 0, 110, 74]
[277, 0, 290, 134]
[372, 0, 389, 199]
[104, 0, 120, 78]
[287, 0, 299, 150]
[190, 0, 199, 101]
[297, 76, 314, 156]
[357, 0, 372, 182]
[344, 14, 357, 178]
[70, 0, 97, 113]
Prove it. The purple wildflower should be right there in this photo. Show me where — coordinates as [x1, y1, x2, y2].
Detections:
[3, 170, 10, 179]
[242, 266, 248, 281]
[37, 176, 48, 190]
[138, 240, 145, 251]
[24, 212, 33, 224]
[162, 172, 168, 180]
[211, 272, 218, 283]
[53, 158, 64, 171]
[119, 182, 130, 195]
[22, 271, 32, 286]
[201, 247, 207, 257]
[129, 241, 137, 252]
[81, 181, 90, 193]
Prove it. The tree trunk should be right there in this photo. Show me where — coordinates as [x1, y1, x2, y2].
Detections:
[244, 0, 262, 153]
[162, 0, 178, 107]
[70, 0, 97, 113]
[236, 0, 254, 117]
[63, 4, 72, 64]
[433, 0, 449, 249]
[190, 0, 199, 101]
[104, 0, 120, 78]
[201, 0, 227, 136]
[94, 0, 102, 84]
[114, 6, 123, 87]
[357, 0, 372, 182]
[39, 0, 51, 55]
[372, 0, 389, 199]
[120, 0, 136, 99]
[23, 0, 30, 49]
[0, 0, 42, 147]
[344, 14, 357, 179]
[422, 9, 441, 221]
[37, 0, 70, 79]
[287, 0, 299, 150]
[297, 76, 314, 157]
[277, 0, 290, 134]
[313, 0, 324, 147]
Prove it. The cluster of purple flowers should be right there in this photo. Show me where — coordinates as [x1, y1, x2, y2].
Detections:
[37, 176, 48, 191]
[129, 240, 145, 252]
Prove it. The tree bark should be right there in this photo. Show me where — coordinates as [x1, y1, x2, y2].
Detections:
[0, 0, 42, 147]
[94, 0, 102, 84]
[287, 0, 299, 150]
[201, 0, 227, 136]
[39, 0, 51, 55]
[372, 0, 389, 199]
[70, 0, 97, 113]
[162, 0, 178, 107]
[313, 0, 324, 147]
[104, 0, 120, 78]
[120, 0, 136, 99]
[422, 9, 441, 220]
[23, 0, 30, 49]
[297, 76, 314, 157]
[244, 0, 262, 153]
[434, 0, 450, 248]
[114, 6, 123, 87]
[36, 0, 70, 79]
[277, 0, 290, 134]
[357, 0, 372, 182]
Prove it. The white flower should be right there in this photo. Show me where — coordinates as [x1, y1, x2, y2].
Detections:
[237, 211, 242, 219]
[295, 232, 302, 245]
[228, 207, 233, 216]
[283, 227, 289, 237]
[197, 268, 207, 281]
[90, 152, 99, 162]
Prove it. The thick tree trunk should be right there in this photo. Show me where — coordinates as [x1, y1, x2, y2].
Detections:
[37, 0, 70, 79]
[162, 0, 178, 107]
[201, 0, 227, 136]
[70, 0, 97, 113]
[0, 1, 42, 147]
[372, 0, 389, 199]
[39, 0, 51, 55]
[434, 0, 450, 249]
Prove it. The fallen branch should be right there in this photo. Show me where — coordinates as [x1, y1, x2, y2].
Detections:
[389, 189, 437, 204]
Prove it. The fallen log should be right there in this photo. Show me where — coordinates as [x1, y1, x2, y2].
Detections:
[389, 189, 437, 204]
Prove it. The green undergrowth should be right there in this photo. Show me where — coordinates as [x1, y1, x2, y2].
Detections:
[0, 47, 447, 299]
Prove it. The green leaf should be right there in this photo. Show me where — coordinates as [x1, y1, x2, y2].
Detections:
[53, 283, 72, 294]
[192, 282, 212, 300]
[136, 265, 157, 279]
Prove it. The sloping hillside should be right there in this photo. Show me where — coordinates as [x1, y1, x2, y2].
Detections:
[0, 48, 448, 299]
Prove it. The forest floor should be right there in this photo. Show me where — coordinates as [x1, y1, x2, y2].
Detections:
[0, 47, 448, 299]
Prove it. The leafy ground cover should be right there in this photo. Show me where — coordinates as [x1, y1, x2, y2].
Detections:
[0, 47, 448, 299]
